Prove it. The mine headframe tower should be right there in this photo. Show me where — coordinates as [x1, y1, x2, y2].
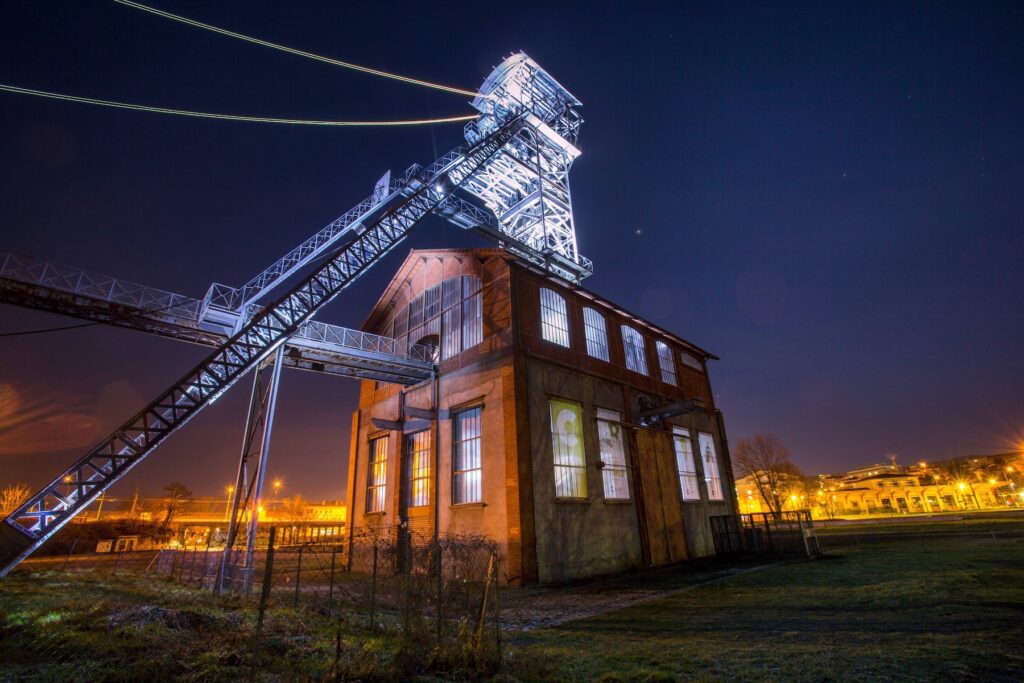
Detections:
[0, 52, 589, 577]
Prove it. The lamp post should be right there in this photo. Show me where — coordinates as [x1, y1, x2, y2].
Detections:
[272, 479, 283, 517]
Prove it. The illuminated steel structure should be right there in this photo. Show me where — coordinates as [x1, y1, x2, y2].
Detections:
[0, 53, 589, 577]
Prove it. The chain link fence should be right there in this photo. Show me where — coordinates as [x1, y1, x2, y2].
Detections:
[1, 526, 503, 679]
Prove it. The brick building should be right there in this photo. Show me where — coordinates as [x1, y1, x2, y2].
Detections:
[344, 248, 737, 584]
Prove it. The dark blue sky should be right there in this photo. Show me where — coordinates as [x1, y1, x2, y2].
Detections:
[1, 1, 1022, 500]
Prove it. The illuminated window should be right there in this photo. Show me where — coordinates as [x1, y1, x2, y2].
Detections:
[550, 399, 587, 498]
[673, 428, 700, 501]
[656, 341, 677, 386]
[453, 407, 482, 504]
[596, 408, 628, 499]
[441, 278, 461, 359]
[461, 276, 483, 350]
[406, 430, 431, 508]
[366, 436, 388, 513]
[621, 325, 648, 375]
[698, 432, 723, 500]
[387, 275, 482, 361]
[540, 288, 570, 347]
[583, 307, 609, 361]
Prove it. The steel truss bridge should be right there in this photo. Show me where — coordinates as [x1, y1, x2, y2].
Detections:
[0, 53, 590, 578]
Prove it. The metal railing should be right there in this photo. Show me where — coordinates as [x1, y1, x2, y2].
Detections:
[710, 511, 822, 558]
[0, 252, 202, 322]
[294, 320, 435, 363]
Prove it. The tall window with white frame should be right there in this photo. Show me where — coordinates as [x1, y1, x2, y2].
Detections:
[540, 287, 570, 347]
[672, 427, 701, 501]
[366, 436, 388, 514]
[452, 407, 483, 504]
[621, 325, 649, 375]
[549, 399, 587, 498]
[656, 341, 677, 386]
[583, 307, 610, 361]
[596, 408, 629, 500]
[698, 432, 724, 500]
[406, 430, 431, 508]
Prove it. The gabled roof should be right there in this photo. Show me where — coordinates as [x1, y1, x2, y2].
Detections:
[361, 248, 718, 361]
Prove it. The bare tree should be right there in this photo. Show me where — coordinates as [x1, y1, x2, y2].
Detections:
[732, 434, 802, 516]
[160, 482, 193, 529]
[281, 494, 314, 522]
[0, 483, 31, 517]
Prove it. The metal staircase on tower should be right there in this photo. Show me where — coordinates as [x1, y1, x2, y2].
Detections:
[0, 52, 590, 577]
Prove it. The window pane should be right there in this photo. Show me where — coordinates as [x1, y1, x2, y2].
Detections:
[583, 307, 610, 361]
[698, 432, 723, 500]
[453, 407, 483, 504]
[441, 305, 460, 360]
[656, 341, 677, 386]
[461, 291, 482, 350]
[408, 293, 424, 329]
[596, 408, 628, 500]
[423, 284, 441, 321]
[407, 430, 431, 508]
[366, 436, 388, 513]
[540, 288, 570, 347]
[621, 325, 649, 375]
[673, 428, 700, 501]
[550, 399, 587, 498]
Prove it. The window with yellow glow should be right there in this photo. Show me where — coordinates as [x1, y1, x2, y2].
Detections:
[366, 436, 388, 513]
[406, 430, 431, 508]
[550, 399, 587, 498]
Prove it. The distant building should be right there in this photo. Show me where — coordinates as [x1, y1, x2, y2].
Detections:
[741, 453, 1024, 519]
[345, 249, 737, 584]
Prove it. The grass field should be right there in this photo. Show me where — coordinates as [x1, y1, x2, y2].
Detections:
[2, 526, 1022, 681]
[512, 532, 1024, 682]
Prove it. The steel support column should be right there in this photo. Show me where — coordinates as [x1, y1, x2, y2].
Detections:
[215, 345, 284, 594]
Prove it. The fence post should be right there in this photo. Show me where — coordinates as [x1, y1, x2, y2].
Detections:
[293, 545, 304, 608]
[187, 546, 198, 584]
[328, 546, 337, 603]
[493, 550, 502, 661]
[369, 543, 378, 630]
[62, 538, 78, 572]
[475, 552, 496, 643]
[201, 533, 214, 589]
[252, 527, 277, 683]
[112, 545, 123, 575]
[435, 541, 443, 642]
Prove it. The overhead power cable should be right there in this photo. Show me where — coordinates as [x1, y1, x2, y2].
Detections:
[112, 0, 481, 98]
[0, 83, 478, 126]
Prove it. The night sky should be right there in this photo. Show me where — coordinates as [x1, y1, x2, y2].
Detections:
[1, 1, 1022, 502]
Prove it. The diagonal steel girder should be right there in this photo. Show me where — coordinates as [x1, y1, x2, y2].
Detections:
[0, 117, 525, 577]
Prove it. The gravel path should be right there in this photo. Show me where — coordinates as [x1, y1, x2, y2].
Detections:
[500, 562, 780, 631]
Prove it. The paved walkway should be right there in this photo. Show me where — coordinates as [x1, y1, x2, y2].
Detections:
[499, 561, 780, 631]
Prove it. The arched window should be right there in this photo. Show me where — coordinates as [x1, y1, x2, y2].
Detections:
[620, 325, 648, 375]
[583, 307, 609, 361]
[540, 288, 570, 347]
[656, 341, 677, 386]
[385, 275, 482, 362]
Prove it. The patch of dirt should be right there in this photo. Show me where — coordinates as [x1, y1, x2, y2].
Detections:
[106, 605, 213, 631]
